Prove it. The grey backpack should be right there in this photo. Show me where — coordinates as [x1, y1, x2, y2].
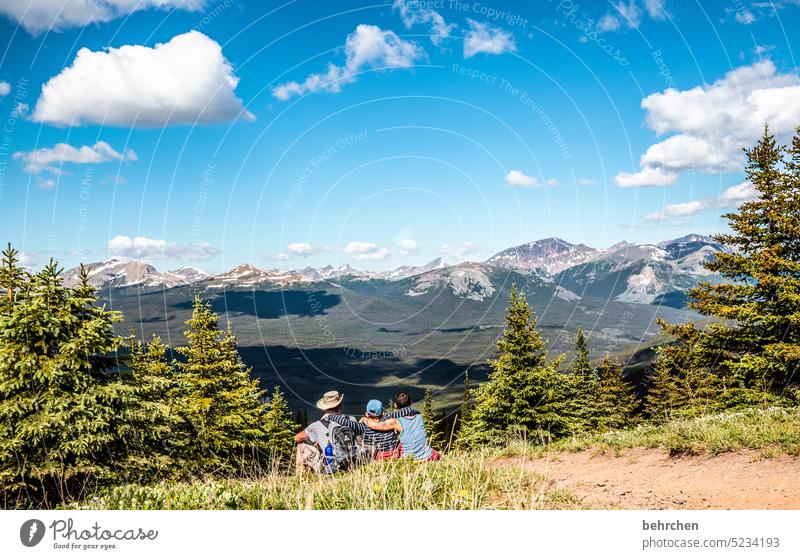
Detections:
[320, 418, 358, 473]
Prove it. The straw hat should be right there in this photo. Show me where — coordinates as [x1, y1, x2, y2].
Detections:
[316, 390, 344, 411]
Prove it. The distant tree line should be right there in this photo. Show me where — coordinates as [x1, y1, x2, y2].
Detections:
[0, 259, 296, 508]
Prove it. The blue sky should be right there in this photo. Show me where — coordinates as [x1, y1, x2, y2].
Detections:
[1, 0, 799, 273]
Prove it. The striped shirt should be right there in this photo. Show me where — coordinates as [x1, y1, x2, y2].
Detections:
[328, 407, 412, 454]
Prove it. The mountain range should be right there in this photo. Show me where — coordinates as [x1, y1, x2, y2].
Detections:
[64, 234, 727, 306]
[62, 234, 725, 411]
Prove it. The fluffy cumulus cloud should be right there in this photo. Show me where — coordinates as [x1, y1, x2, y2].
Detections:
[344, 241, 390, 261]
[615, 166, 677, 188]
[619, 61, 800, 186]
[505, 169, 539, 188]
[32, 31, 253, 127]
[463, 19, 516, 58]
[0, 0, 205, 35]
[440, 242, 479, 258]
[286, 242, 320, 257]
[393, 0, 454, 45]
[14, 141, 136, 174]
[0, 81, 10, 96]
[108, 235, 218, 261]
[395, 238, 418, 254]
[272, 24, 425, 100]
[646, 181, 757, 222]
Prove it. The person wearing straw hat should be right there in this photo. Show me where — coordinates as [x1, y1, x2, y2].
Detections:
[294, 390, 358, 473]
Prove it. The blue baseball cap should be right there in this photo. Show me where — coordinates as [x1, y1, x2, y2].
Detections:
[365, 399, 383, 416]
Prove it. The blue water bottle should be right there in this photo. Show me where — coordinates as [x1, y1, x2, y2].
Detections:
[324, 442, 334, 471]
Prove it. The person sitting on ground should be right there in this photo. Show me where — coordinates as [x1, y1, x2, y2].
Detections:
[360, 392, 440, 462]
[294, 390, 359, 474]
[327, 399, 402, 462]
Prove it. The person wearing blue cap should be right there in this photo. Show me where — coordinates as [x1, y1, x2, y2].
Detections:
[328, 399, 405, 462]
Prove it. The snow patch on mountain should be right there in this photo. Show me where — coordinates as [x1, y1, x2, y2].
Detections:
[613, 265, 665, 304]
[554, 285, 581, 302]
[405, 264, 496, 301]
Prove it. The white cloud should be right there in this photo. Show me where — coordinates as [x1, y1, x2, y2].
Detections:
[719, 181, 757, 205]
[546, 178, 559, 187]
[272, 24, 425, 100]
[614, 0, 642, 28]
[351, 247, 391, 261]
[286, 242, 320, 257]
[14, 141, 136, 174]
[615, 166, 677, 188]
[36, 177, 56, 189]
[11, 102, 28, 118]
[646, 181, 757, 222]
[108, 235, 218, 261]
[620, 61, 800, 184]
[0, 0, 205, 35]
[345, 241, 378, 254]
[395, 238, 418, 254]
[463, 19, 516, 58]
[597, 14, 621, 32]
[32, 31, 253, 127]
[0, 80, 9, 96]
[275, 253, 290, 261]
[735, 10, 756, 24]
[505, 169, 539, 188]
[643, 0, 669, 20]
[393, 0, 454, 45]
[577, 178, 595, 186]
[646, 200, 705, 221]
[639, 134, 735, 173]
[440, 241, 479, 257]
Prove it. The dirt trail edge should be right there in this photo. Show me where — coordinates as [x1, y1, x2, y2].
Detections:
[507, 448, 800, 509]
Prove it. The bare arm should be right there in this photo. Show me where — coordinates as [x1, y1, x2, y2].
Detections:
[328, 414, 366, 434]
[294, 430, 309, 444]
[362, 417, 401, 432]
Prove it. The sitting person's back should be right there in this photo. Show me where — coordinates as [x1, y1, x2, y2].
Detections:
[329, 399, 407, 461]
[361, 392, 440, 462]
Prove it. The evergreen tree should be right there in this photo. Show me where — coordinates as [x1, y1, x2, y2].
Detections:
[565, 326, 600, 433]
[421, 388, 445, 449]
[455, 370, 474, 446]
[0, 243, 25, 306]
[175, 297, 270, 474]
[262, 386, 298, 469]
[672, 126, 800, 396]
[572, 326, 593, 378]
[646, 321, 725, 421]
[594, 354, 638, 431]
[0, 262, 127, 507]
[119, 334, 182, 478]
[460, 285, 567, 447]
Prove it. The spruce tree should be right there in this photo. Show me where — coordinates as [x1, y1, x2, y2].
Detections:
[460, 285, 566, 447]
[0, 262, 127, 507]
[673, 126, 800, 397]
[421, 388, 445, 449]
[594, 354, 638, 431]
[262, 385, 298, 469]
[119, 334, 182, 478]
[455, 370, 474, 446]
[175, 297, 270, 474]
[566, 326, 600, 433]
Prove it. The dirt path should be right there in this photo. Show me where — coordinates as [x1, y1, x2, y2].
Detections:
[506, 449, 800, 509]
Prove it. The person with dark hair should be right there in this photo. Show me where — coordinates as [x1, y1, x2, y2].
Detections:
[328, 399, 403, 462]
[360, 392, 440, 462]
